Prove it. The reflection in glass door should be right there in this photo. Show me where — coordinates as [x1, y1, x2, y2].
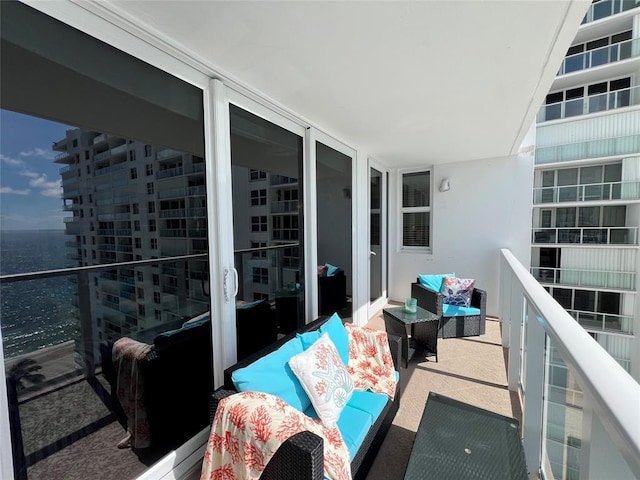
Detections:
[316, 142, 353, 320]
[370, 167, 385, 309]
[228, 104, 304, 361]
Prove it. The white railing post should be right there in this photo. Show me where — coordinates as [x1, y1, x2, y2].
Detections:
[500, 254, 511, 347]
[522, 302, 546, 477]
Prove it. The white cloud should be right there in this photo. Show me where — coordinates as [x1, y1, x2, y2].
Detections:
[0, 186, 31, 195]
[20, 148, 56, 160]
[0, 154, 25, 167]
[19, 170, 62, 198]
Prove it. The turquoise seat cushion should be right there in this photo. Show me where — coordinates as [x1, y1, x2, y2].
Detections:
[231, 337, 311, 412]
[236, 299, 266, 310]
[298, 313, 349, 365]
[304, 403, 372, 460]
[443, 304, 481, 317]
[418, 273, 455, 292]
[347, 391, 388, 423]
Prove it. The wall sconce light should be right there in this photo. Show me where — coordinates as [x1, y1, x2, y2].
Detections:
[439, 178, 450, 192]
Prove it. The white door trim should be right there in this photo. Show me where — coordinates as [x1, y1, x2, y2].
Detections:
[368, 160, 389, 318]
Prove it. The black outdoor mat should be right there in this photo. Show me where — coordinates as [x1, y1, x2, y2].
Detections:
[404, 392, 528, 480]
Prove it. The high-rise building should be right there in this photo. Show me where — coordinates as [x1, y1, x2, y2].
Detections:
[532, 1, 640, 378]
[54, 129, 210, 350]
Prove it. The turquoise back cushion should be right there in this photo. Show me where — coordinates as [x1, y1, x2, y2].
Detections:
[325, 263, 340, 277]
[299, 313, 349, 365]
[418, 273, 455, 292]
[231, 337, 311, 412]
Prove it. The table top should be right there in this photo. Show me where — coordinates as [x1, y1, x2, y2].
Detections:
[404, 392, 528, 480]
[383, 306, 439, 324]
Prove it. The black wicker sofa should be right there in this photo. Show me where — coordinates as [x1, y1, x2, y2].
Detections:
[211, 316, 402, 480]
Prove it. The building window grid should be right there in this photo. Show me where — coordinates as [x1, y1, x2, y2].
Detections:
[252, 267, 269, 285]
[250, 189, 267, 206]
[251, 215, 268, 232]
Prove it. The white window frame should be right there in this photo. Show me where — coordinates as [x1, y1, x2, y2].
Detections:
[398, 167, 433, 253]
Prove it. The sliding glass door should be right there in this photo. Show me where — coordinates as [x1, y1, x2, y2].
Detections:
[369, 164, 388, 315]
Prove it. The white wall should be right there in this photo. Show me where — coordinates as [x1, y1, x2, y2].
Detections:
[388, 152, 534, 317]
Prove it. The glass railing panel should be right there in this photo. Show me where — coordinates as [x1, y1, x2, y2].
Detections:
[542, 338, 584, 480]
[532, 227, 638, 245]
[531, 267, 636, 290]
[1, 257, 210, 479]
[533, 181, 640, 203]
[535, 134, 640, 164]
[558, 38, 640, 76]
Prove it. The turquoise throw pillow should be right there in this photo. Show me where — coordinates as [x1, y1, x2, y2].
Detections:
[325, 263, 340, 277]
[418, 272, 455, 292]
[319, 313, 349, 365]
[231, 337, 311, 412]
[297, 330, 321, 349]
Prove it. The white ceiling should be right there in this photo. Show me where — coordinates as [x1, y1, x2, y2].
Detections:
[108, 0, 590, 167]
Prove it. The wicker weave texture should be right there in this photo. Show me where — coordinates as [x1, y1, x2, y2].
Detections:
[404, 393, 528, 480]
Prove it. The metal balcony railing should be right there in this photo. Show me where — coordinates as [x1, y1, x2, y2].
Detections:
[271, 200, 299, 213]
[532, 226, 639, 245]
[533, 181, 640, 204]
[558, 37, 640, 76]
[94, 162, 128, 176]
[531, 266, 636, 290]
[581, 0, 638, 24]
[567, 309, 634, 335]
[537, 85, 640, 123]
[499, 249, 640, 478]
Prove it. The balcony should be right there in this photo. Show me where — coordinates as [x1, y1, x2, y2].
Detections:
[558, 37, 639, 76]
[533, 180, 640, 204]
[537, 85, 640, 123]
[531, 266, 636, 290]
[270, 174, 297, 186]
[532, 226, 639, 245]
[567, 309, 634, 335]
[156, 148, 182, 161]
[160, 228, 187, 238]
[159, 208, 186, 218]
[58, 164, 76, 175]
[581, 0, 637, 24]
[94, 162, 128, 176]
[271, 200, 299, 214]
[535, 133, 640, 164]
[158, 186, 206, 199]
[92, 133, 108, 145]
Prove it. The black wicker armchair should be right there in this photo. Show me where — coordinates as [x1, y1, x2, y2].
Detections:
[211, 316, 402, 480]
[411, 280, 487, 338]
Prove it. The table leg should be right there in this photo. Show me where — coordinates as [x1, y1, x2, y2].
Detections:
[383, 313, 409, 368]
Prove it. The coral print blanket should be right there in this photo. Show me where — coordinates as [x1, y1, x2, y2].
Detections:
[200, 391, 351, 480]
[345, 323, 396, 400]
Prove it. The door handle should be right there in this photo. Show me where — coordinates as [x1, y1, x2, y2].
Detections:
[232, 267, 239, 298]
[370, 251, 377, 256]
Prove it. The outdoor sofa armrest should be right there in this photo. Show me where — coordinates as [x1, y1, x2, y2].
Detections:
[210, 388, 237, 424]
[386, 334, 402, 373]
[411, 282, 444, 316]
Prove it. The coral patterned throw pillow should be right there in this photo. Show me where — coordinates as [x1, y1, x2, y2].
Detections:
[288, 333, 354, 427]
[440, 276, 475, 307]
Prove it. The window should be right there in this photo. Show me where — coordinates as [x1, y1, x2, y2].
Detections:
[152, 274, 160, 286]
[129, 150, 136, 161]
[148, 201, 155, 213]
[145, 144, 152, 157]
[153, 292, 161, 304]
[137, 271, 144, 282]
[146, 182, 154, 195]
[252, 267, 269, 284]
[146, 163, 153, 176]
[249, 169, 266, 181]
[149, 219, 156, 231]
[132, 203, 139, 214]
[135, 238, 142, 249]
[154, 309, 162, 320]
[134, 220, 140, 231]
[250, 189, 267, 206]
[251, 215, 267, 232]
[251, 241, 267, 258]
[400, 171, 431, 249]
[130, 168, 137, 179]
[150, 238, 157, 249]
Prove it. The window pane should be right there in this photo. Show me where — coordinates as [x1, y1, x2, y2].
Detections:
[579, 166, 602, 184]
[403, 212, 430, 247]
[602, 206, 625, 227]
[604, 163, 622, 182]
[402, 171, 430, 208]
[574, 290, 595, 312]
[556, 208, 577, 227]
[557, 169, 578, 186]
[578, 207, 600, 227]
[1, 2, 209, 478]
[552, 288, 573, 309]
[542, 171, 555, 187]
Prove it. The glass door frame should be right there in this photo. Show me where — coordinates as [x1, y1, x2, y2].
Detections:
[368, 159, 389, 317]
[308, 129, 356, 320]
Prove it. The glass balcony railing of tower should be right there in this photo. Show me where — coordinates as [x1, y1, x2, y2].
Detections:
[535, 134, 640, 164]
[532, 226, 638, 245]
[531, 266, 636, 290]
[499, 249, 640, 479]
[0, 254, 210, 479]
[537, 85, 640, 122]
[558, 38, 640, 75]
[533, 180, 640, 203]
[566, 309, 634, 335]
[581, 0, 638, 24]
[271, 200, 299, 214]
[233, 243, 301, 301]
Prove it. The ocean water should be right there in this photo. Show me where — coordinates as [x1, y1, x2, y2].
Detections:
[1, 230, 77, 358]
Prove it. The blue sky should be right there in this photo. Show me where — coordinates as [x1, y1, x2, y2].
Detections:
[1, 109, 74, 230]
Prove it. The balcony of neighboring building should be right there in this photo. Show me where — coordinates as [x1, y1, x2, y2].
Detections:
[580, 0, 638, 26]
[535, 107, 640, 165]
[532, 226, 638, 245]
[531, 266, 636, 291]
[557, 33, 637, 77]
